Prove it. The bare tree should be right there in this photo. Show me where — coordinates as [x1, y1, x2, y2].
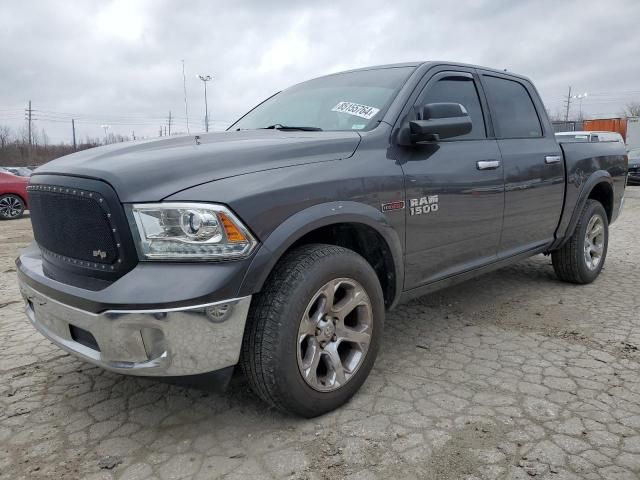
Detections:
[31, 128, 40, 147]
[17, 125, 29, 145]
[40, 128, 49, 147]
[0, 125, 11, 149]
[624, 102, 640, 117]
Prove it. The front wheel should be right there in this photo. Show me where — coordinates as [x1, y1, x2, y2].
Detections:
[0, 194, 25, 220]
[552, 199, 608, 284]
[240, 244, 384, 417]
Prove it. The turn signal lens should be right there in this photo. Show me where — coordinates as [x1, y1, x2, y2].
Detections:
[219, 212, 247, 242]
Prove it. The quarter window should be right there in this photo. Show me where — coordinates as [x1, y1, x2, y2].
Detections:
[417, 76, 486, 140]
[483, 76, 542, 138]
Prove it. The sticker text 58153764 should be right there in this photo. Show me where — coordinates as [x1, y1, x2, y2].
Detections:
[332, 101, 380, 120]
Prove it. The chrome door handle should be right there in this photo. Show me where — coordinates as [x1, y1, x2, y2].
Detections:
[545, 155, 562, 164]
[476, 160, 500, 170]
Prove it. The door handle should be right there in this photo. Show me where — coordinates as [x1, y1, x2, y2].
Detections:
[476, 160, 501, 170]
[545, 155, 562, 164]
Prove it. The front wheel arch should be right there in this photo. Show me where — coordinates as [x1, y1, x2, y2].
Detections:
[239, 201, 404, 309]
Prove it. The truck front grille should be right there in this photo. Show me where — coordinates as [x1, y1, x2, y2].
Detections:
[26, 176, 138, 287]
[28, 186, 118, 266]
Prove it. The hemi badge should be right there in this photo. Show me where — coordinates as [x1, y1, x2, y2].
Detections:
[381, 200, 405, 212]
[92, 250, 107, 260]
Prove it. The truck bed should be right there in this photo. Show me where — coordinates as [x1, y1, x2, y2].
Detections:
[554, 140, 628, 243]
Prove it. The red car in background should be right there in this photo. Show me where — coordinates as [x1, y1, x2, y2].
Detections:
[0, 171, 29, 219]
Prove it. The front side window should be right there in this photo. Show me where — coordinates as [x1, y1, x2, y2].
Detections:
[483, 75, 542, 138]
[230, 67, 416, 132]
[416, 75, 486, 140]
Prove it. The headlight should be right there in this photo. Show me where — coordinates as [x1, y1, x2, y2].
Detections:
[128, 203, 256, 260]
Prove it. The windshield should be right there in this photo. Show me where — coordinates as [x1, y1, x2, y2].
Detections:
[629, 149, 640, 161]
[230, 66, 415, 132]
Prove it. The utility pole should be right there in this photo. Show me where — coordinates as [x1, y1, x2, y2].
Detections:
[564, 86, 572, 123]
[197, 74, 213, 132]
[159, 126, 162, 137]
[164, 125, 167, 137]
[26, 100, 32, 146]
[71, 119, 77, 151]
[132, 130, 136, 141]
[168, 111, 172, 136]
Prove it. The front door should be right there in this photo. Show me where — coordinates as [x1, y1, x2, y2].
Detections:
[399, 70, 505, 289]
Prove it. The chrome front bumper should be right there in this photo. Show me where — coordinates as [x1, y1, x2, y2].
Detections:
[19, 280, 251, 377]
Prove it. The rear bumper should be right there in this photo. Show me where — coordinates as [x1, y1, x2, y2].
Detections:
[19, 279, 251, 376]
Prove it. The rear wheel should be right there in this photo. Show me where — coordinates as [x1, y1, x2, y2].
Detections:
[241, 244, 384, 417]
[0, 194, 25, 220]
[552, 199, 608, 284]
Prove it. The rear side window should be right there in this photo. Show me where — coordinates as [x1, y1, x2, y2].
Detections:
[483, 76, 542, 138]
[417, 76, 486, 140]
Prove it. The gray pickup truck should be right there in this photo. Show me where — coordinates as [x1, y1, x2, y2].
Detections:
[17, 62, 628, 417]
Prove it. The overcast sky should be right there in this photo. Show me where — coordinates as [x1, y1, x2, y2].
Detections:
[1, 0, 639, 143]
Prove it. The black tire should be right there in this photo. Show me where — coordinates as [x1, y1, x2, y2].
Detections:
[552, 199, 608, 284]
[240, 244, 384, 417]
[0, 194, 25, 220]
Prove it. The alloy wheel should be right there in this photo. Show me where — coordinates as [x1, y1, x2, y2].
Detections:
[0, 196, 23, 219]
[583, 214, 604, 270]
[296, 278, 373, 392]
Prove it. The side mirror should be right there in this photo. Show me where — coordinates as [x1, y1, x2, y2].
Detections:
[408, 103, 472, 143]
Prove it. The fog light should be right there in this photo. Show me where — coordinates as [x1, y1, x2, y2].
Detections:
[205, 303, 232, 323]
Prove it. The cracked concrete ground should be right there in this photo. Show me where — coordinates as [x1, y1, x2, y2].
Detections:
[1, 188, 639, 480]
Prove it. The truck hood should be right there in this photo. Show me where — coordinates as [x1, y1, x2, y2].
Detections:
[33, 130, 361, 202]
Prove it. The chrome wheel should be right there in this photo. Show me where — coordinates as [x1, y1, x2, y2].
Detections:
[583, 214, 604, 270]
[297, 278, 373, 392]
[0, 195, 24, 219]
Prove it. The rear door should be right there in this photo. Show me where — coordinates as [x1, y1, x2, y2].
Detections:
[398, 68, 505, 288]
[479, 72, 565, 256]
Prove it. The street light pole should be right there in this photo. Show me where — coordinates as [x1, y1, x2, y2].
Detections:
[197, 74, 213, 132]
[571, 92, 588, 120]
[101, 124, 110, 144]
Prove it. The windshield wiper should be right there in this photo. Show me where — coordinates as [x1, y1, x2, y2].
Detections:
[261, 124, 323, 131]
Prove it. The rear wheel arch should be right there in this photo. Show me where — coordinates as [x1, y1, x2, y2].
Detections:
[239, 202, 404, 309]
[559, 173, 612, 247]
[587, 181, 613, 222]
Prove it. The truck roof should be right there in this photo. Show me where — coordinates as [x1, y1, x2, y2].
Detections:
[320, 61, 533, 83]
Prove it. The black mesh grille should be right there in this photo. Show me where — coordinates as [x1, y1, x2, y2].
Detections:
[29, 188, 118, 265]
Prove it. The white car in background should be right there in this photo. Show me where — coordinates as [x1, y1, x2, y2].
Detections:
[555, 131, 625, 144]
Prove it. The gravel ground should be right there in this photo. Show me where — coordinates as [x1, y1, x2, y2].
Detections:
[1, 188, 639, 480]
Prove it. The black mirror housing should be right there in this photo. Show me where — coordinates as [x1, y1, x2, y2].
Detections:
[406, 102, 472, 143]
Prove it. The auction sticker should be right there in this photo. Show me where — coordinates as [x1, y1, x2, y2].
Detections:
[332, 101, 380, 120]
